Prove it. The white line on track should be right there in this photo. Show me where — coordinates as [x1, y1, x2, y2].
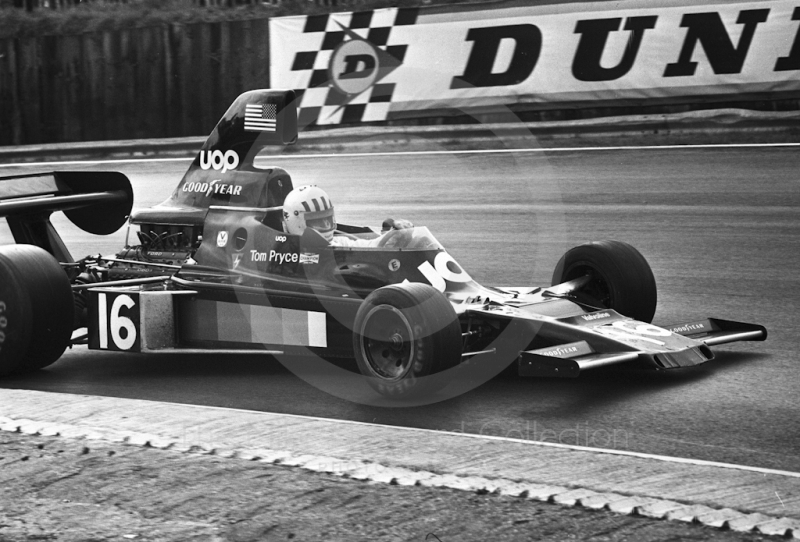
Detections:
[1, 142, 798, 168]
[264, 141, 800, 159]
[175, 400, 800, 479]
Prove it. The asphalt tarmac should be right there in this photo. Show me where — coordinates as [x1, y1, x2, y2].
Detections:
[1, 143, 798, 474]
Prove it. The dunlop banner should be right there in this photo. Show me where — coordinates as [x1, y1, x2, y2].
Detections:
[269, 0, 800, 125]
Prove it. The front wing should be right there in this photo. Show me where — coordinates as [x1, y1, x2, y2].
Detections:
[517, 318, 767, 378]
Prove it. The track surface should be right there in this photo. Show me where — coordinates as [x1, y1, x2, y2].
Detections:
[1, 145, 798, 473]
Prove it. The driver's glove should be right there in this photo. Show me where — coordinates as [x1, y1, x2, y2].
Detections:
[382, 218, 414, 232]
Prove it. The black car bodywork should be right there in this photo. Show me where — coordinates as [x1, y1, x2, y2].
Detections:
[0, 90, 767, 397]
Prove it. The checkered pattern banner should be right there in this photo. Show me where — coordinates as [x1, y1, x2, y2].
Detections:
[272, 8, 418, 126]
[271, 0, 800, 126]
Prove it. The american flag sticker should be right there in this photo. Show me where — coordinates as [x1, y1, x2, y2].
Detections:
[245, 103, 277, 132]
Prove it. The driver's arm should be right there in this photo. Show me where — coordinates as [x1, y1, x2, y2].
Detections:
[330, 235, 377, 247]
[332, 218, 414, 247]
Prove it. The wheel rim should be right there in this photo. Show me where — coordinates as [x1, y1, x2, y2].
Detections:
[565, 264, 612, 308]
[359, 304, 414, 381]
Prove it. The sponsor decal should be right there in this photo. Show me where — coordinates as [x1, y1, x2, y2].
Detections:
[299, 253, 320, 265]
[329, 31, 402, 97]
[668, 322, 711, 334]
[251, 250, 305, 264]
[251, 250, 270, 262]
[272, 3, 800, 125]
[388, 259, 401, 272]
[232, 253, 243, 269]
[541, 346, 579, 358]
[245, 103, 278, 132]
[451, 24, 542, 90]
[273, 9, 417, 125]
[217, 231, 228, 248]
[582, 312, 611, 321]
[275, 235, 288, 243]
[182, 180, 243, 197]
[529, 341, 593, 358]
[199, 150, 239, 173]
[594, 320, 670, 346]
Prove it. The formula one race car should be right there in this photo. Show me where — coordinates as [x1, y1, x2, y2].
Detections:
[0, 90, 767, 398]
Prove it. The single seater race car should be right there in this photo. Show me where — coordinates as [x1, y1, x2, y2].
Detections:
[0, 89, 767, 398]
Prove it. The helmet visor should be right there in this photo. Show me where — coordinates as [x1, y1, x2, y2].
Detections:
[307, 213, 336, 234]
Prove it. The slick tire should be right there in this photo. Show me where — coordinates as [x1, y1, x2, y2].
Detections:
[353, 282, 461, 399]
[0, 245, 74, 376]
[551, 240, 657, 323]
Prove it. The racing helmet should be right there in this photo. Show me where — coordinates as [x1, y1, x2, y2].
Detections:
[282, 185, 336, 242]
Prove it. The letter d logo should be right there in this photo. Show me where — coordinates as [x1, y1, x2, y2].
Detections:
[339, 55, 376, 80]
[451, 25, 542, 88]
[329, 40, 381, 96]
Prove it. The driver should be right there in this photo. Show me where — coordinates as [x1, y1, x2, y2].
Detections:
[281, 185, 412, 246]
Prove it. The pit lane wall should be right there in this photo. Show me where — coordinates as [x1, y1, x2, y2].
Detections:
[270, 0, 800, 126]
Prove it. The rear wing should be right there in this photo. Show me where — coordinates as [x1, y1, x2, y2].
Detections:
[0, 89, 297, 263]
[0, 171, 133, 261]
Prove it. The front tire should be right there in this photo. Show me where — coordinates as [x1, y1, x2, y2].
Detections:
[353, 282, 461, 398]
[0, 245, 74, 376]
[551, 240, 657, 323]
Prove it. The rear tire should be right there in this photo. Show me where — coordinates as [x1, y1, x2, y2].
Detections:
[551, 240, 657, 323]
[0, 245, 74, 376]
[353, 282, 461, 398]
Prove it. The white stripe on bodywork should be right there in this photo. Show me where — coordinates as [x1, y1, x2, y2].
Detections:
[213, 302, 326, 348]
[97, 292, 108, 349]
[249, 305, 285, 345]
[307, 311, 327, 348]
